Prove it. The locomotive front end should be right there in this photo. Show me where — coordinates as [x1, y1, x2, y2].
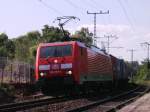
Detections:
[35, 42, 75, 95]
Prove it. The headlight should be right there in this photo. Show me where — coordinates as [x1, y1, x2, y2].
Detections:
[66, 70, 72, 75]
[40, 72, 46, 77]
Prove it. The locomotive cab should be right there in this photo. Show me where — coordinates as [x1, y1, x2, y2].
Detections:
[35, 41, 80, 94]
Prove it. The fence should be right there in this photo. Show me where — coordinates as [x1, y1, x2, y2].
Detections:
[0, 57, 34, 84]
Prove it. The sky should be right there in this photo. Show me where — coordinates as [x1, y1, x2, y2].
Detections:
[0, 0, 150, 62]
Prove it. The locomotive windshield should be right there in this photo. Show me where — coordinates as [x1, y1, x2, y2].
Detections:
[40, 45, 72, 58]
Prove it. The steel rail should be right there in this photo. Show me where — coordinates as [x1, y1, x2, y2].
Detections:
[106, 86, 150, 112]
[0, 96, 71, 112]
[66, 86, 144, 112]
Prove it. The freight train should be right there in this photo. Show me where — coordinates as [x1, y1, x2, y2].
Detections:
[35, 41, 131, 95]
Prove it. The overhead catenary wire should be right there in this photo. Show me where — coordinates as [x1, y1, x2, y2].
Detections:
[63, 0, 110, 37]
[141, 42, 150, 62]
[38, 0, 64, 16]
[53, 16, 80, 39]
[116, 0, 135, 32]
[127, 49, 136, 62]
[79, 0, 95, 9]
[116, 0, 145, 44]
[92, 0, 104, 9]
[63, 0, 85, 15]
[64, 0, 79, 9]
[124, 0, 136, 25]
[87, 10, 109, 46]
[87, 0, 100, 10]
[97, 35, 120, 53]
[63, 0, 111, 30]
[88, 0, 111, 25]
[79, 0, 112, 34]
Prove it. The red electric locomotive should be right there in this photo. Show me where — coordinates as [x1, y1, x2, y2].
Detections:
[35, 41, 128, 95]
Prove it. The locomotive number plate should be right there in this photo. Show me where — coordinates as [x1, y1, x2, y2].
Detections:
[52, 64, 59, 70]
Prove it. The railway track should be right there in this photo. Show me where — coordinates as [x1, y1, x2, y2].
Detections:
[106, 86, 150, 112]
[14, 92, 45, 102]
[0, 96, 73, 112]
[66, 86, 150, 112]
[0, 84, 147, 112]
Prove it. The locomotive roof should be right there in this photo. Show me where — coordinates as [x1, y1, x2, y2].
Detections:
[39, 41, 109, 56]
[39, 41, 78, 46]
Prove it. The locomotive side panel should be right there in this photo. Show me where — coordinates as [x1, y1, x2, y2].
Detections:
[75, 44, 88, 84]
[110, 55, 118, 81]
[118, 59, 125, 80]
[79, 48, 113, 83]
[122, 61, 130, 81]
[117, 59, 129, 81]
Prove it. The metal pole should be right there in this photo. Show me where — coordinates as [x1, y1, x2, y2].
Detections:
[131, 50, 133, 64]
[10, 63, 13, 83]
[87, 10, 109, 46]
[148, 44, 149, 62]
[131, 50, 133, 82]
[94, 13, 96, 45]
[128, 49, 136, 82]
[141, 42, 150, 69]
[107, 36, 110, 53]
[148, 44, 150, 71]
[1, 68, 4, 85]
[97, 35, 118, 53]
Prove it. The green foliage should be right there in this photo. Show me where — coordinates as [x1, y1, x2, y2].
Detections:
[0, 33, 8, 45]
[41, 25, 65, 42]
[0, 33, 15, 58]
[72, 27, 93, 45]
[13, 25, 66, 64]
[133, 61, 150, 84]
[29, 45, 38, 64]
[0, 25, 93, 65]
[14, 31, 41, 63]
[0, 84, 15, 96]
[0, 47, 7, 57]
[14, 35, 29, 62]
[6, 40, 15, 58]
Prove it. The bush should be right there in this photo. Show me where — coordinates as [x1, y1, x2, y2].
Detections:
[0, 84, 15, 96]
[133, 64, 150, 84]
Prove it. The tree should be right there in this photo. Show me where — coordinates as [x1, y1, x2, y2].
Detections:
[29, 45, 37, 64]
[41, 25, 69, 42]
[14, 35, 29, 61]
[0, 47, 7, 57]
[0, 33, 15, 58]
[5, 40, 15, 58]
[133, 59, 150, 83]
[14, 31, 41, 63]
[0, 33, 15, 84]
[0, 33, 8, 57]
[0, 33, 8, 46]
[27, 31, 41, 45]
[71, 27, 93, 45]
[12, 26, 93, 64]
